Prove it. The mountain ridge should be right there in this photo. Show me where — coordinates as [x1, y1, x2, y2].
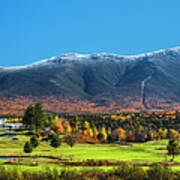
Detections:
[2, 46, 180, 71]
[1, 46, 180, 114]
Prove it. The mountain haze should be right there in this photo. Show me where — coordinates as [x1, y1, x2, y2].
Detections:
[1, 47, 180, 114]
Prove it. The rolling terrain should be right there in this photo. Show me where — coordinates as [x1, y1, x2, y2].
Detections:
[1, 47, 180, 114]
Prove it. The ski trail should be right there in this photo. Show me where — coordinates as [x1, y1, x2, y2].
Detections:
[141, 76, 152, 109]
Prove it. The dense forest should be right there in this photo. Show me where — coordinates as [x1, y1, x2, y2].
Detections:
[4, 106, 180, 143]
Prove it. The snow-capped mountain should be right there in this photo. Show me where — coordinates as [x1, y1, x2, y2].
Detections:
[3, 46, 180, 71]
[1, 47, 180, 114]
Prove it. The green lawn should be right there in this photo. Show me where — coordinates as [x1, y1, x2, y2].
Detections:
[0, 133, 179, 170]
[0, 136, 169, 161]
[0, 136, 167, 162]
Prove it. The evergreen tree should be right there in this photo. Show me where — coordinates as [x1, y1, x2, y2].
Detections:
[23, 104, 35, 129]
[23, 103, 48, 131]
[97, 132, 104, 141]
[167, 139, 180, 161]
[107, 134, 113, 143]
[48, 130, 57, 140]
[65, 135, 76, 147]
[24, 141, 33, 153]
[50, 135, 61, 149]
[30, 136, 39, 148]
[34, 103, 48, 131]
[71, 115, 79, 132]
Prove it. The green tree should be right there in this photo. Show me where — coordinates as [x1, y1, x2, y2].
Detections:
[24, 141, 33, 153]
[65, 135, 76, 147]
[97, 132, 104, 141]
[48, 130, 57, 140]
[107, 134, 112, 143]
[34, 103, 48, 131]
[167, 139, 180, 161]
[30, 136, 39, 148]
[50, 135, 61, 149]
[23, 103, 48, 132]
[71, 115, 79, 132]
[23, 104, 35, 129]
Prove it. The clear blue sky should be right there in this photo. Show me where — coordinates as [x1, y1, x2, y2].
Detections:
[1, 0, 180, 67]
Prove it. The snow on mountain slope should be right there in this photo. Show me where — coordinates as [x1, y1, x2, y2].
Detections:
[3, 46, 180, 71]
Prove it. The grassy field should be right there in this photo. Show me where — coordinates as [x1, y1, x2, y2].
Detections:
[0, 133, 179, 171]
[0, 136, 168, 161]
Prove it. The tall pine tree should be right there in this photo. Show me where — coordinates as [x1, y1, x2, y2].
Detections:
[34, 103, 48, 131]
[23, 103, 48, 132]
[23, 104, 35, 129]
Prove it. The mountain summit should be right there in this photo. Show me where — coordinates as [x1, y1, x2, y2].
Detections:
[1, 47, 180, 114]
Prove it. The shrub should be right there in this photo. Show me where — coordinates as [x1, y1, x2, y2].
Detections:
[75, 135, 98, 144]
[59, 168, 77, 180]
[12, 137, 19, 141]
[109, 163, 146, 180]
[41, 137, 49, 142]
[48, 131, 57, 140]
[50, 135, 61, 149]
[24, 141, 33, 153]
[14, 169, 24, 180]
[0, 164, 177, 180]
[30, 136, 39, 148]
[147, 164, 175, 180]
[25, 131, 34, 135]
[35, 132, 41, 138]
[65, 135, 76, 147]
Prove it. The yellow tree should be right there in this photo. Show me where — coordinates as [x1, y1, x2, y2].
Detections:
[87, 128, 93, 137]
[100, 127, 108, 141]
[107, 127, 112, 135]
[169, 129, 180, 139]
[93, 126, 99, 138]
[82, 121, 90, 135]
[148, 130, 155, 140]
[158, 128, 168, 139]
[50, 116, 64, 134]
[63, 120, 72, 135]
[116, 127, 126, 141]
[56, 122, 64, 134]
[50, 116, 59, 129]
[84, 121, 90, 129]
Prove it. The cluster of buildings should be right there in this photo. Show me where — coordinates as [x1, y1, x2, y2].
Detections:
[0, 118, 22, 129]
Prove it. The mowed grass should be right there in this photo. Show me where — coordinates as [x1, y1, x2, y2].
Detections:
[1, 135, 180, 170]
[0, 136, 170, 162]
